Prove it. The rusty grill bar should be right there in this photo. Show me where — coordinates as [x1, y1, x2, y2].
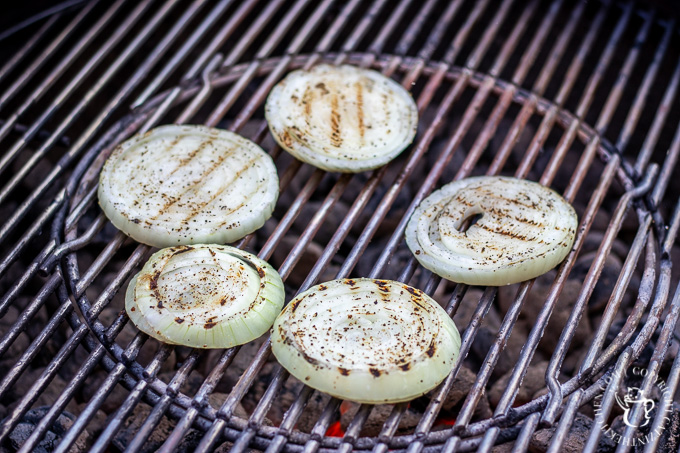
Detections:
[0, 0, 679, 451]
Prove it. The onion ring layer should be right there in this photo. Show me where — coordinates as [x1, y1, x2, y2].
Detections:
[405, 176, 578, 286]
[271, 278, 461, 404]
[126, 244, 284, 349]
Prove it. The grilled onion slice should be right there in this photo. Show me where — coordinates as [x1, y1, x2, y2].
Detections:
[271, 278, 461, 404]
[98, 125, 279, 247]
[125, 244, 284, 349]
[265, 64, 418, 173]
[405, 176, 578, 286]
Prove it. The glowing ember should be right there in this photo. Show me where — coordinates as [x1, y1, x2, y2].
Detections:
[325, 421, 345, 437]
[435, 415, 457, 427]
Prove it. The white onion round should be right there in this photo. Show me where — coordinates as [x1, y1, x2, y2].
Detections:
[265, 64, 418, 173]
[405, 176, 578, 286]
[126, 244, 284, 349]
[271, 278, 461, 404]
[98, 125, 279, 247]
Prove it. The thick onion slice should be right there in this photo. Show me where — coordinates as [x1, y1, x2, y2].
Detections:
[98, 125, 279, 247]
[271, 278, 461, 404]
[265, 64, 418, 173]
[405, 176, 578, 286]
[125, 244, 284, 349]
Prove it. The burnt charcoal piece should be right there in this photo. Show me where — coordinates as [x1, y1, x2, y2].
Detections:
[80, 371, 130, 415]
[498, 271, 592, 356]
[340, 402, 422, 437]
[0, 306, 29, 364]
[7, 407, 87, 452]
[604, 320, 667, 370]
[436, 366, 477, 411]
[530, 413, 616, 453]
[569, 251, 626, 314]
[271, 236, 331, 288]
[112, 404, 169, 452]
[291, 200, 351, 245]
[296, 392, 333, 433]
[489, 361, 550, 409]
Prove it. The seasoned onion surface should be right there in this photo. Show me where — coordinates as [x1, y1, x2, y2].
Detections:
[126, 244, 284, 349]
[406, 176, 578, 286]
[98, 125, 279, 247]
[265, 64, 418, 173]
[271, 279, 461, 404]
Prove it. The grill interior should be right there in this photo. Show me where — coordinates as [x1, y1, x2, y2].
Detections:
[1, 1, 680, 451]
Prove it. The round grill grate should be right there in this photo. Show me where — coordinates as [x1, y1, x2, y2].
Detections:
[51, 54, 662, 451]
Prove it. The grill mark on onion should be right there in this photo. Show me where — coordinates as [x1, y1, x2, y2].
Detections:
[146, 146, 241, 221]
[133, 136, 215, 201]
[454, 197, 474, 207]
[170, 245, 194, 256]
[176, 138, 208, 166]
[383, 91, 390, 123]
[278, 130, 293, 148]
[303, 86, 312, 117]
[477, 223, 536, 242]
[178, 155, 261, 223]
[356, 81, 365, 140]
[212, 195, 261, 231]
[329, 93, 342, 148]
[426, 340, 436, 357]
[485, 192, 539, 210]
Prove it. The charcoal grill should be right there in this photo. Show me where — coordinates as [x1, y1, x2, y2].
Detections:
[1, 0, 680, 451]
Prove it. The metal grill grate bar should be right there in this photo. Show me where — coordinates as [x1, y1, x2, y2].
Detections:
[616, 18, 675, 153]
[200, 0, 457, 448]
[0, 0, 157, 201]
[205, 0, 512, 446]
[643, 200, 680, 452]
[0, 1, 678, 451]
[0, 0, 102, 128]
[634, 49, 680, 173]
[0, 14, 59, 86]
[490, 3, 639, 421]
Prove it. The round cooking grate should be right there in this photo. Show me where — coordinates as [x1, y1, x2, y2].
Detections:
[53, 54, 662, 451]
